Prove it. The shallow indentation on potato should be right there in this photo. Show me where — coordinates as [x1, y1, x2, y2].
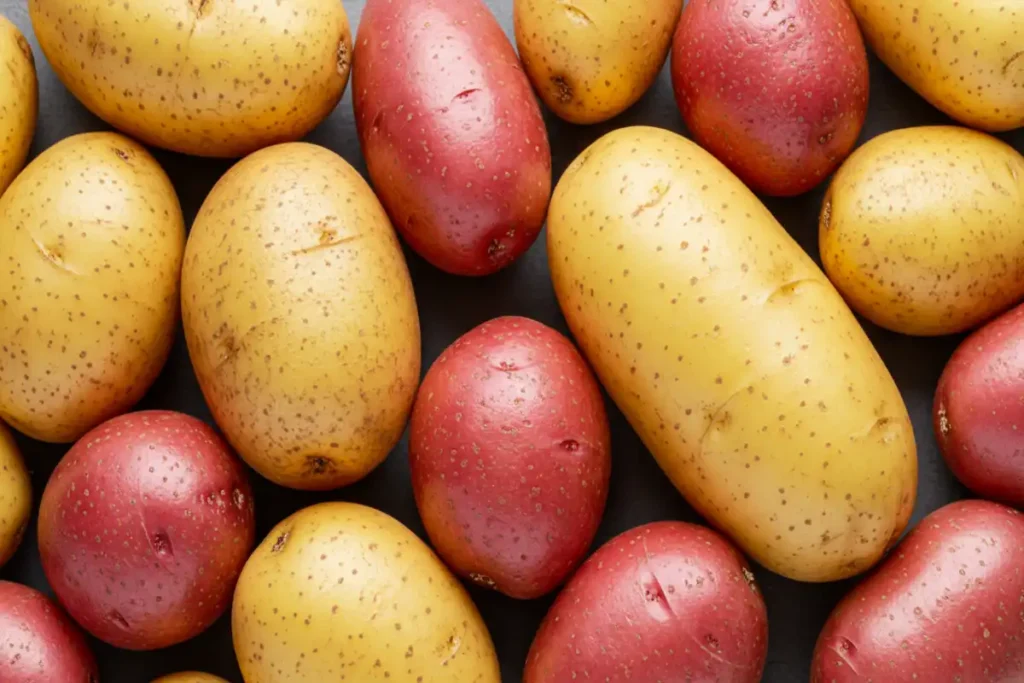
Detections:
[551, 75, 574, 104]
[270, 529, 291, 553]
[151, 530, 173, 556]
[558, 0, 593, 27]
[1002, 50, 1023, 75]
[305, 455, 335, 476]
[15, 33, 32, 64]
[107, 610, 131, 630]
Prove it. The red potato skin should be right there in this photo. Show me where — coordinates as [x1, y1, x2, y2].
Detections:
[524, 521, 768, 683]
[935, 303, 1024, 507]
[0, 581, 97, 683]
[38, 411, 255, 651]
[410, 316, 610, 599]
[353, 0, 552, 276]
[812, 500, 1024, 683]
[671, 0, 869, 197]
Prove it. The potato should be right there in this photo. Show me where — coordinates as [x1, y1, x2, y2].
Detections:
[38, 410, 255, 651]
[182, 143, 420, 490]
[850, 0, 1023, 132]
[820, 126, 1024, 337]
[29, 0, 351, 158]
[152, 674, 228, 683]
[548, 126, 917, 582]
[0, 422, 30, 568]
[232, 502, 500, 683]
[514, 0, 682, 125]
[671, 0, 868, 197]
[409, 316, 611, 599]
[812, 500, 1024, 682]
[0, 132, 184, 443]
[525, 521, 768, 682]
[0, 15, 36, 196]
[0, 580, 98, 683]
[353, 0, 551, 276]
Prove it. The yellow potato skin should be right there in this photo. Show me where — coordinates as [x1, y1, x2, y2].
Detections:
[514, 0, 682, 124]
[0, 422, 30, 568]
[29, 0, 351, 158]
[152, 675, 228, 683]
[182, 143, 420, 491]
[850, 0, 1023, 132]
[548, 126, 917, 583]
[0, 132, 184, 443]
[232, 502, 500, 683]
[821, 126, 1024, 337]
[0, 16, 36, 196]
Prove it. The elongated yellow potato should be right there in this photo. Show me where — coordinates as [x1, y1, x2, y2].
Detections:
[0, 16, 36, 195]
[0, 422, 30, 568]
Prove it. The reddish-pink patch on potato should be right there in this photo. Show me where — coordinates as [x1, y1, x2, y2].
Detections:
[812, 500, 1024, 683]
[671, 0, 869, 197]
[38, 410, 255, 651]
[410, 316, 610, 599]
[524, 521, 768, 682]
[353, 0, 552, 276]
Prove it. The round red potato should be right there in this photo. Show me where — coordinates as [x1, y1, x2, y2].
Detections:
[353, 0, 552, 276]
[812, 500, 1024, 682]
[524, 521, 768, 683]
[935, 303, 1024, 507]
[0, 581, 97, 683]
[671, 0, 869, 197]
[410, 316, 610, 599]
[38, 410, 255, 651]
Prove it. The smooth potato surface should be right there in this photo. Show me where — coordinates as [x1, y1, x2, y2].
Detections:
[0, 16, 36, 195]
[0, 422, 29, 568]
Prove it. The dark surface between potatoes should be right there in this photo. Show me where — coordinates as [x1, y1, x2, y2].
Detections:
[2, 0, 1022, 681]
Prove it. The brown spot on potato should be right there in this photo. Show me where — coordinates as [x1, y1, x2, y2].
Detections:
[1002, 50, 1023, 75]
[337, 37, 350, 76]
[551, 75, 573, 104]
[271, 530, 290, 553]
[15, 33, 33, 64]
[305, 455, 334, 476]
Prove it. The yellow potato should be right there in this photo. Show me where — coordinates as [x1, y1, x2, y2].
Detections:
[0, 15, 36, 195]
[0, 422, 30, 568]
[182, 143, 420, 491]
[0, 132, 184, 443]
[29, 0, 351, 157]
[850, 0, 1023, 132]
[514, 0, 682, 124]
[820, 126, 1024, 337]
[152, 675, 228, 683]
[548, 126, 917, 583]
[232, 502, 500, 683]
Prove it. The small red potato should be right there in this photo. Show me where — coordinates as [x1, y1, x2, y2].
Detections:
[38, 410, 255, 651]
[524, 521, 768, 683]
[410, 316, 610, 599]
[812, 500, 1024, 683]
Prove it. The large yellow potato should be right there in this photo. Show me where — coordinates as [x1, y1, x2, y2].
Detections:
[152, 675, 228, 683]
[182, 143, 420, 491]
[850, 0, 1023, 132]
[548, 126, 917, 582]
[0, 133, 184, 442]
[514, 0, 682, 124]
[29, 0, 351, 157]
[0, 16, 36, 195]
[0, 422, 30, 568]
[233, 502, 500, 683]
[821, 126, 1024, 337]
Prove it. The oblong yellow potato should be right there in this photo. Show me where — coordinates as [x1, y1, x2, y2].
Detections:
[152, 674, 228, 683]
[182, 143, 420, 491]
[821, 126, 1024, 337]
[514, 0, 682, 124]
[548, 126, 917, 582]
[29, 0, 351, 157]
[232, 502, 500, 683]
[0, 422, 30, 568]
[0, 16, 36, 195]
[0, 132, 184, 442]
[850, 0, 1023, 132]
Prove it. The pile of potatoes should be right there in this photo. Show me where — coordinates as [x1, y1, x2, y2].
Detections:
[0, 0, 1022, 681]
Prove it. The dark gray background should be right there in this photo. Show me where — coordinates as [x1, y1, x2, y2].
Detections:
[2, 0, 1022, 680]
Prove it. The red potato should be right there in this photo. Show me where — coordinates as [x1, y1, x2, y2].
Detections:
[353, 0, 552, 276]
[935, 303, 1024, 507]
[0, 581, 97, 683]
[524, 521, 768, 683]
[38, 410, 255, 651]
[812, 500, 1024, 683]
[410, 316, 610, 599]
[671, 0, 869, 197]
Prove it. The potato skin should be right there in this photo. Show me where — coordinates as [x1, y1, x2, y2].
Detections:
[0, 132, 184, 443]
[232, 502, 500, 683]
[29, 0, 351, 158]
[525, 521, 767, 683]
[181, 143, 420, 491]
[409, 316, 611, 599]
[671, 0, 868, 197]
[514, 0, 682, 124]
[850, 0, 1023, 132]
[548, 126, 917, 582]
[821, 126, 1024, 337]
[38, 410, 255, 651]
[0, 423, 30, 569]
[812, 500, 1024, 682]
[353, 0, 551, 276]
[152, 674, 228, 683]
[0, 16, 36, 196]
